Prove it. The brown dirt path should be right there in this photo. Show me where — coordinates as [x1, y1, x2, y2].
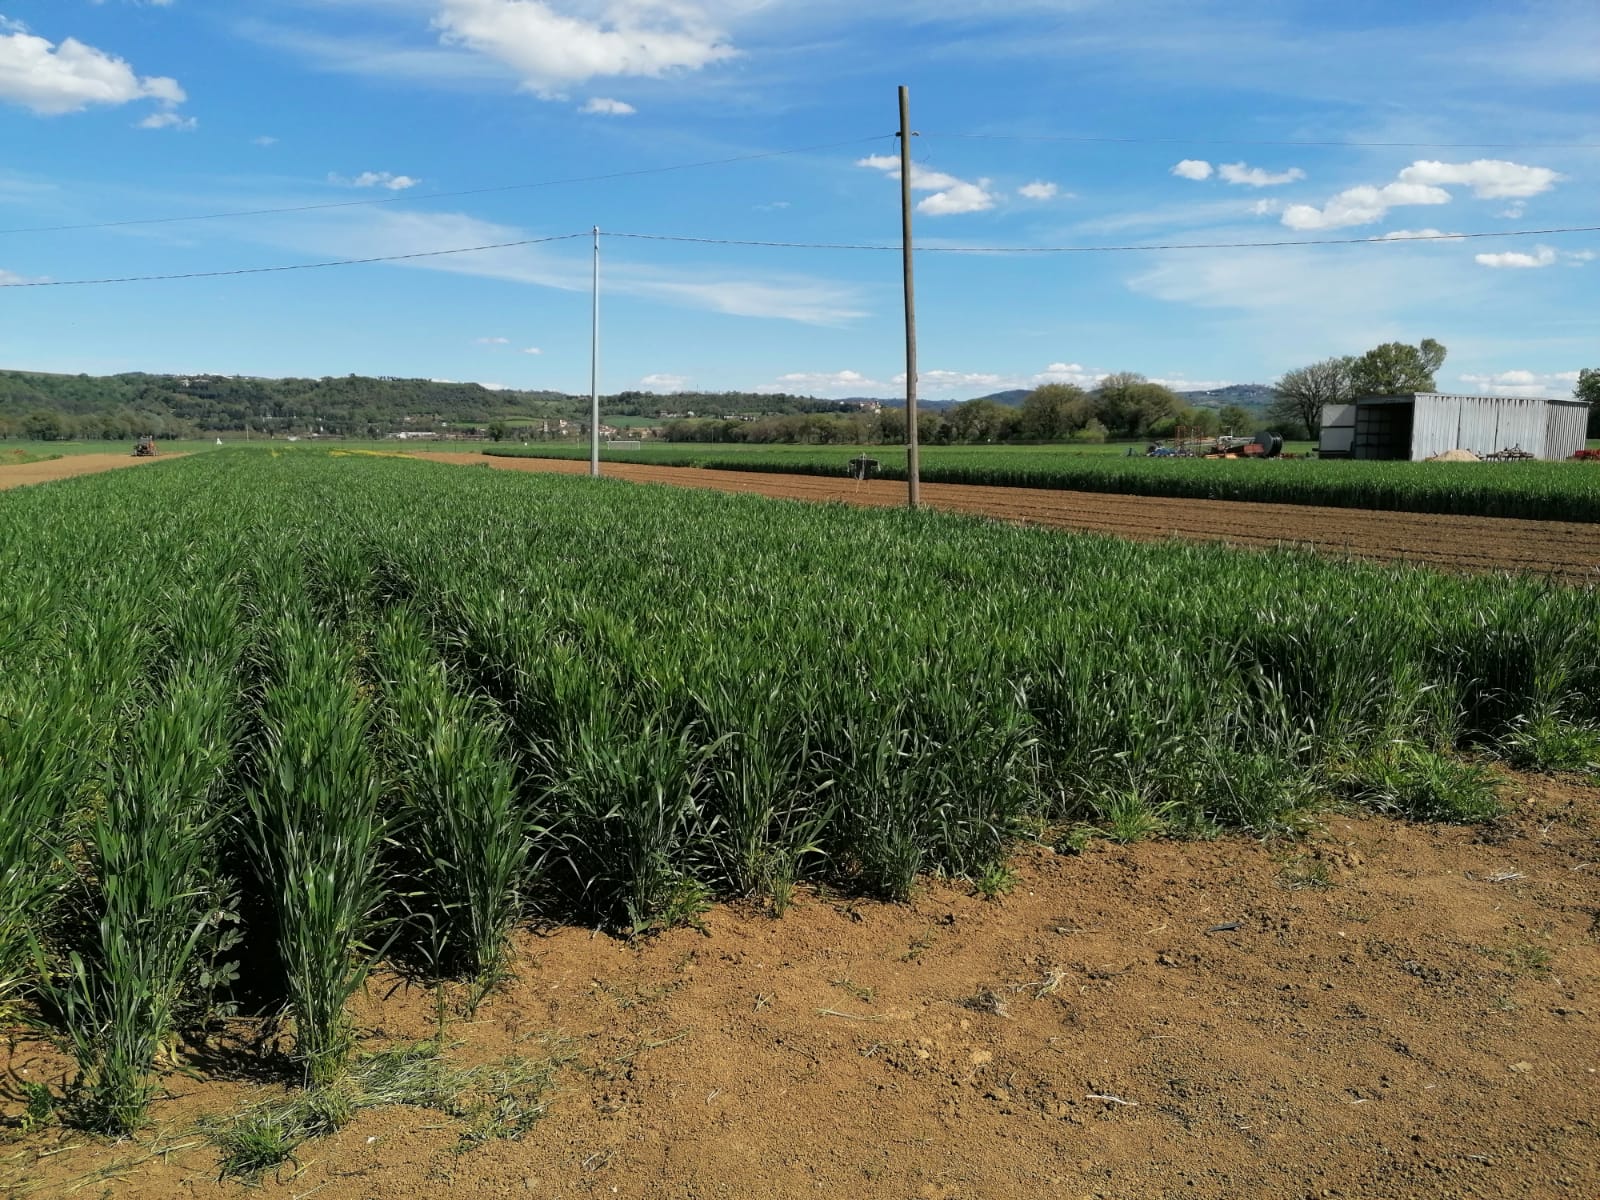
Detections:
[411, 452, 1600, 582]
[6, 776, 1598, 1199]
[0, 453, 181, 491]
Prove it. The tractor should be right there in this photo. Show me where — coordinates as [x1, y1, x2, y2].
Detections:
[133, 436, 158, 457]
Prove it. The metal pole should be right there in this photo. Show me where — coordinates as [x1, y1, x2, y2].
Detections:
[898, 86, 920, 509]
[590, 225, 601, 478]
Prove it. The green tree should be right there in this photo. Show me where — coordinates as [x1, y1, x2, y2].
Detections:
[1218, 404, 1255, 434]
[487, 420, 508, 442]
[1092, 373, 1181, 438]
[947, 397, 1015, 443]
[1577, 368, 1599, 438]
[1018, 383, 1091, 441]
[1349, 338, 1446, 395]
[1270, 356, 1355, 439]
[23, 410, 67, 440]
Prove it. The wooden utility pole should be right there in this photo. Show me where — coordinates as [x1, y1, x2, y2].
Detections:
[898, 85, 920, 509]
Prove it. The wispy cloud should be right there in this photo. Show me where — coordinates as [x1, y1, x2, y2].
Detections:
[250, 207, 867, 325]
[329, 170, 420, 190]
[580, 96, 636, 115]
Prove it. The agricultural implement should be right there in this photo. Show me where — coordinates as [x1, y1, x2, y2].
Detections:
[847, 454, 881, 481]
[133, 436, 158, 457]
[1148, 431, 1283, 459]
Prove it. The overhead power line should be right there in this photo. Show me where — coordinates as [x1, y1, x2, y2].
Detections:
[0, 233, 590, 288]
[607, 225, 1600, 253]
[4, 224, 1596, 290]
[0, 136, 891, 237]
[923, 131, 1600, 150]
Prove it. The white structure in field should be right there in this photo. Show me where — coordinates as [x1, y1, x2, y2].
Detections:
[1318, 393, 1588, 461]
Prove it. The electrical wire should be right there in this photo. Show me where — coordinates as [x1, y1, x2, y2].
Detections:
[0, 136, 892, 237]
[5, 224, 1596, 289]
[922, 131, 1600, 150]
[606, 225, 1600, 253]
[0, 233, 590, 288]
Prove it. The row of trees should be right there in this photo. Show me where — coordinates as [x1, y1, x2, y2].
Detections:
[662, 374, 1259, 446]
[1268, 339, 1448, 439]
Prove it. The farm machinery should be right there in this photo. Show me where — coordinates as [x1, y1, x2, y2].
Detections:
[1147, 430, 1284, 459]
[133, 436, 158, 457]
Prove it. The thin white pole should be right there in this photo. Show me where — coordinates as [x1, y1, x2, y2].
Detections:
[590, 225, 601, 478]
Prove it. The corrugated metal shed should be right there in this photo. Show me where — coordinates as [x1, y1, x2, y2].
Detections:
[1546, 400, 1589, 460]
[1318, 393, 1591, 460]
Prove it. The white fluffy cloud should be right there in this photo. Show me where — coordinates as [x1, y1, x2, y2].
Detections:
[639, 373, 689, 390]
[434, 0, 737, 96]
[1397, 159, 1562, 200]
[1474, 245, 1557, 268]
[1171, 159, 1213, 181]
[475, 336, 510, 344]
[1282, 182, 1450, 231]
[521, 346, 543, 354]
[1018, 180, 1059, 200]
[1217, 162, 1305, 187]
[332, 171, 421, 190]
[1458, 369, 1580, 397]
[0, 24, 185, 115]
[1283, 158, 1562, 231]
[580, 96, 635, 114]
[856, 155, 996, 216]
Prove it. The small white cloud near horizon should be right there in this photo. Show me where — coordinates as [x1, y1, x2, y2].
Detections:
[1018, 180, 1059, 201]
[639, 373, 689, 390]
[759, 369, 888, 396]
[857, 155, 997, 216]
[580, 96, 635, 115]
[138, 110, 195, 131]
[474, 335, 510, 345]
[1475, 244, 1557, 268]
[1171, 160, 1213, 181]
[0, 23, 186, 116]
[1458, 369, 1579, 398]
[521, 346, 542, 354]
[1218, 162, 1305, 187]
[331, 171, 420, 190]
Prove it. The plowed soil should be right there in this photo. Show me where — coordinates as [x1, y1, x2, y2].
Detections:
[0, 453, 177, 491]
[6, 776, 1597, 1199]
[413, 453, 1600, 583]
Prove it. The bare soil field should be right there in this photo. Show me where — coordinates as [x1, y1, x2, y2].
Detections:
[0, 453, 177, 491]
[5, 774, 1597, 1200]
[416, 453, 1600, 583]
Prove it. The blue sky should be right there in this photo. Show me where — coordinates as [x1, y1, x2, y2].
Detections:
[0, 0, 1595, 400]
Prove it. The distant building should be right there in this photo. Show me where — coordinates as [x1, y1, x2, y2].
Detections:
[1319, 393, 1588, 461]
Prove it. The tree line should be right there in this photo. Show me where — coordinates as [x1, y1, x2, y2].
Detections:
[663, 373, 1262, 446]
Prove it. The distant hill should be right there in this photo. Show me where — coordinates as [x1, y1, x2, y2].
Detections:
[0, 369, 864, 439]
[1178, 384, 1277, 409]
